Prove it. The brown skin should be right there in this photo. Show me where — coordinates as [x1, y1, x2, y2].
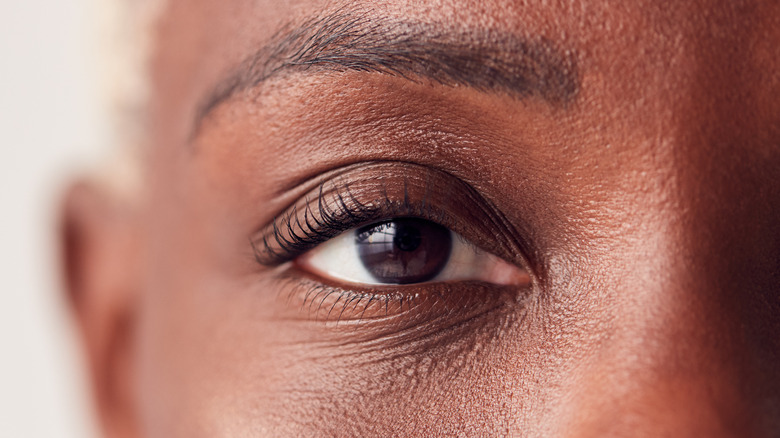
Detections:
[62, 0, 780, 436]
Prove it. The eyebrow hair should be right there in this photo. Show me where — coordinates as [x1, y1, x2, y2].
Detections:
[195, 10, 580, 128]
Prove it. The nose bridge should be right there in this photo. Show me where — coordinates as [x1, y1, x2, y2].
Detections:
[555, 9, 780, 432]
[562, 122, 780, 435]
[661, 0, 780, 390]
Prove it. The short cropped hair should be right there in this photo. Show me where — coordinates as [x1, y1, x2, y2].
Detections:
[99, 0, 165, 149]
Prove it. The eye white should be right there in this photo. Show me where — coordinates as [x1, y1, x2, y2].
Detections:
[297, 226, 529, 286]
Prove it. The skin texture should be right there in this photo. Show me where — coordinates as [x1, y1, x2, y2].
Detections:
[62, 0, 780, 436]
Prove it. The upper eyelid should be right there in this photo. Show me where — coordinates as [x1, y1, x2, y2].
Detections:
[250, 161, 536, 279]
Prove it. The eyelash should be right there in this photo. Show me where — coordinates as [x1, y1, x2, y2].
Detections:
[279, 274, 420, 323]
[252, 178, 446, 267]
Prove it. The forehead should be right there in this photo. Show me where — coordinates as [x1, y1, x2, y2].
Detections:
[149, 0, 779, 151]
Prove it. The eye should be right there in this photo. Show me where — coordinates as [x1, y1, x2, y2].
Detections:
[252, 162, 536, 323]
[298, 217, 528, 286]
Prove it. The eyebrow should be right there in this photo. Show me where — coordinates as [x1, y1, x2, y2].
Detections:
[195, 10, 580, 128]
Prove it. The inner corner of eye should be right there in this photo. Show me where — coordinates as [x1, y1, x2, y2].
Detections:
[295, 218, 529, 287]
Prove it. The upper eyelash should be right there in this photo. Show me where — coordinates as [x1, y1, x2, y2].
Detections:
[252, 178, 443, 266]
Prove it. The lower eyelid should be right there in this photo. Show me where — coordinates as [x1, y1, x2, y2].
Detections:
[283, 267, 422, 322]
[274, 266, 529, 331]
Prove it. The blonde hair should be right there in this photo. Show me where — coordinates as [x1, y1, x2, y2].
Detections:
[98, 0, 166, 149]
[92, 0, 166, 194]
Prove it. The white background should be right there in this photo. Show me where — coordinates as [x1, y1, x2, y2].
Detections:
[1, 0, 104, 436]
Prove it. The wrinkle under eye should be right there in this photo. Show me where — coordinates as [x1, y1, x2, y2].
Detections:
[356, 218, 453, 284]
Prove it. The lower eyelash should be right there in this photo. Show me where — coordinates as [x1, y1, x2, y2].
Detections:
[283, 273, 417, 323]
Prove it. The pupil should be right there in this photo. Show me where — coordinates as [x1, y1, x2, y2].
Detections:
[355, 218, 452, 284]
[394, 225, 421, 252]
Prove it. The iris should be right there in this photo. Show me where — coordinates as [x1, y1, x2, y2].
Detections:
[355, 218, 453, 284]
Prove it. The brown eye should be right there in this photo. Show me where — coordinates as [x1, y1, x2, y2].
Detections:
[355, 219, 453, 284]
[299, 216, 527, 288]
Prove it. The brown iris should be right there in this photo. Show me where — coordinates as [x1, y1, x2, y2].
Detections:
[355, 218, 453, 284]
